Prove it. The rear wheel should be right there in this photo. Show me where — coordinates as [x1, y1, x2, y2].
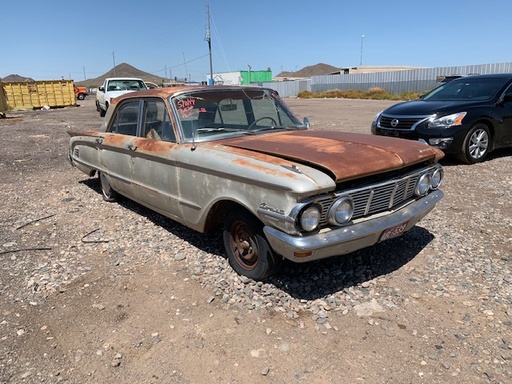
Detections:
[223, 210, 282, 280]
[458, 123, 491, 164]
[98, 172, 118, 202]
[77, 93, 85, 100]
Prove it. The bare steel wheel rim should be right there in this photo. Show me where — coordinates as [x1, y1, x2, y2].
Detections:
[229, 220, 258, 271]
[468, 128, 489, 160]
[100, 173, 112, 197]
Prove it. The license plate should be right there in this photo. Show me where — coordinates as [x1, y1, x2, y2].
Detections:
[379, 221, 409, 242]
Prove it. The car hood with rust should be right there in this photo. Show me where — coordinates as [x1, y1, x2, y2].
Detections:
[220, 130, 443, 182]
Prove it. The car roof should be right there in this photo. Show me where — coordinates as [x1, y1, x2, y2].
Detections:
[105, 77, 144, 80]
[110, 85, 273, 105]
[454, 73, 512, 81]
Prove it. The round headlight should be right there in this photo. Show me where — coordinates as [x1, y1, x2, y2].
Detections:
[300, 205, 321, 232]
[415, 173, 431, 196]
[431, 168, 443, 189]
[328, 197, 354, 225]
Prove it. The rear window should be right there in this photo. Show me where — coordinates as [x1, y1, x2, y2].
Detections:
[424, 77, 508, 101]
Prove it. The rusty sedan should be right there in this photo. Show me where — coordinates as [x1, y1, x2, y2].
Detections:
[68, 86, 445, 280]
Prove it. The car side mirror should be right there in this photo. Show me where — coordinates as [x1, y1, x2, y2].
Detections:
[303, 117, 310, 129]
[99, 86, 105, 92]
[498, 94, 512, 107]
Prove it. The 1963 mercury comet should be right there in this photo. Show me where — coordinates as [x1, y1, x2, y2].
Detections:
[68, 86, 444, 280]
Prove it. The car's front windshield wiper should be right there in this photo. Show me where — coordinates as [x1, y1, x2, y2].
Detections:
[196, 127, 255, 135]
[252, 125, 305, 133]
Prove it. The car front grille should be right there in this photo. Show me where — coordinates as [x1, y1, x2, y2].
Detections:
[314, 167, 435, 226]
[379, 115, 429, 130]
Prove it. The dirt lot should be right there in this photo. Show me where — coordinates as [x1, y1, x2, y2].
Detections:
[0, 96, 511, 384]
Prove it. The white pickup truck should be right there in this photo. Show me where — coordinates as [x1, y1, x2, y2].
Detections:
[95, 77, 148, 117]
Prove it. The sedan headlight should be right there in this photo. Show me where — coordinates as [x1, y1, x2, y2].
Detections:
[415, 167, 444, 196]
[328, 197, 354, 225]
[430, 168, 443, 189]
[299, 205, 321, 232]
[372, 110, 383, 125]
[427, 112, 466, 129]
[415, 173, 431, 196]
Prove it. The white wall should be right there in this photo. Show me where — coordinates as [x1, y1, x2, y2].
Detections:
[208, 72, 242, 85]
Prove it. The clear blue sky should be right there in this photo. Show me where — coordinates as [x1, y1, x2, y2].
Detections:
[2, 0, 511, 82]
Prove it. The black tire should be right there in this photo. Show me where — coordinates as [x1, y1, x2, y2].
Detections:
[223, 210, 282, 280]
[98, 172, 118, 202]
[77, 93, 85, 100]
[457, 123, 491, 164]
[99, 107, 106, 117]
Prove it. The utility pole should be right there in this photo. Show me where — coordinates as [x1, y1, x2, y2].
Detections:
[182, 52, 188, 82]
[83, 66, 86, 81]
[112, 51, 117, 76]
[360, 35, 365, 67]
[206, 4, 213, 85]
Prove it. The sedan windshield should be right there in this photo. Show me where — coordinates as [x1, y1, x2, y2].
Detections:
[423, 77, 506, 101]
[171, 88, 305, 141]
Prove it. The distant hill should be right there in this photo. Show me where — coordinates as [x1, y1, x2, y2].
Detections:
[77, 63, 167, 88]
[1, 74, 35, 82]
[0, 64, 164, 87]
[276, 63, 340, 78]
[2, 62, 341, 86]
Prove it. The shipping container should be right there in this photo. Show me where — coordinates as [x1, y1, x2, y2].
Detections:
[208, 70, 273, 85]
[0, 81, 7, 117]
[240, 70, 272, 84]
[2, 80, 76, 110]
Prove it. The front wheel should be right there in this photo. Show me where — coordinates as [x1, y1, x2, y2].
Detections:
[77, 93, 85, 100]
[457, 123, 491, 164]
[223, 210, 282, 280]
[98, 172, 118, 202]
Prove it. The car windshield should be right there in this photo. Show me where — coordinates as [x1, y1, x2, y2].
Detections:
[170, 88, 306, 142]
[423, 77, 507, 101]
[107, 80, 147, 91]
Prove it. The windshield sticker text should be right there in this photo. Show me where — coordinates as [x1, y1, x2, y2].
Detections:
[177, 98, 206, 118]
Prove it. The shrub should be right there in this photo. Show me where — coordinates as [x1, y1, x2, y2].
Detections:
[297, 88, 425, 101]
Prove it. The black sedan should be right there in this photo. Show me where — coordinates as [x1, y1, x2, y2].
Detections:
[371, 73, 512, 163]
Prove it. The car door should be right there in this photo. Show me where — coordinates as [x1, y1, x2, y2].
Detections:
[129, 98, 184, 221]
[99, 99, 140, 197]
[498, 85, 512, 146]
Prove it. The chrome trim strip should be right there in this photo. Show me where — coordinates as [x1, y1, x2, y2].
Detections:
[378, 114, 433, 131]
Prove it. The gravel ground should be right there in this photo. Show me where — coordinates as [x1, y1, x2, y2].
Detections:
[0, 97, 511, 383]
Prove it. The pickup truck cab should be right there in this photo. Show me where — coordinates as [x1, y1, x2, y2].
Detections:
[74, 86, 88, 100]
[95, 77, 147, 117]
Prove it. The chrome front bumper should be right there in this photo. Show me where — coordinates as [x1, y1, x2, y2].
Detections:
[264, 190, 443, 263]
